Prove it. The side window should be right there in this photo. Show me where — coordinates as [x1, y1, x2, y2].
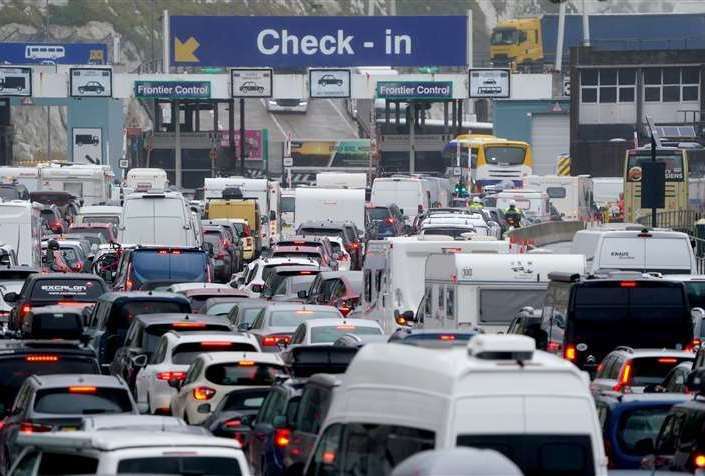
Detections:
[258, 390, 284, 425]
[596, 402, 609, 429]
[297, 387, 326, 434]
[446, 287, 455, 319]
[247, 264, 259, 284]
[677, 411, 702, 452]
[596, 356, 613, 379]
[250, 310, 265, 330]
[183, 359, 202, 386]
[291, 325, 306, 344]
[307, 424, 343, 476]
[423, 285, 432, 317]
[437, 285, 445, 310]
[150, 338, 167, 365]
[11, 384, 30, 415]
[375, 270, 383, 294]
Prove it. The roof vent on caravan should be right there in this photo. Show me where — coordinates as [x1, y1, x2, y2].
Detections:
[222, 187, 243, 200]
[467, 335, 535, 361]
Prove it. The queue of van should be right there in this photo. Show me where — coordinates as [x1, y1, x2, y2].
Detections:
[0, 164, 703, 476]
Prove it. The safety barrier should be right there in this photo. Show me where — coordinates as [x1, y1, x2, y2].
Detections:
[636, 210, 705, 235]
[505, 221, 587, 249]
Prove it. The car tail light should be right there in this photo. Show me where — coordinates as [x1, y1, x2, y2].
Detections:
[439, 335, 456, 341]
[338, 305, 352, 317]
[157, 371, 186, 381]
[613, 362, 632, 392]
[322, 451, 336, 464]
[261, 335, 291, 346]
[547, 341, 562, 353]
[274, 428, 292, 448]
[695, 454, 705, 468]
[233, 432, 247, 447]
[125, 263, 134, 291]
[351, 242, 360, 249]
[20, 421, 52, 433]
[71, 261, 83, 272]
[658, 358, 678, 364]
[688, 339, 701, 352]
[193, 386, 216, 400]
[172, 321, 206, 329]
[620, 281, 637, 288]
[243, 225, 251, 237]
[564, 345, 577, 361]
[385, 217, 395, 224]
[238, 360, 256, 366]
[69, 386, 96, 394]
[224, 418, 241, 428]
[19, 304, 31, 320]
[201, 341, 232, 348]
[25, 354, 59, 362]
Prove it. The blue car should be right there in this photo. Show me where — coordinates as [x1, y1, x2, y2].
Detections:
[595, 392, 689, 469]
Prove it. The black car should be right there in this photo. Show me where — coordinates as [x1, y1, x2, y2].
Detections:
[78, 81, 105, 94]
[4, 273, 107, 331]
[365, 205, 405, 238]
[21, 305, 85, 340]
[201, 387, 270, 444]
[83, 292, 191, 369]
[239, 81, 265, 94]
[318, 74, 343, 87]
[109, 312, 233, 391]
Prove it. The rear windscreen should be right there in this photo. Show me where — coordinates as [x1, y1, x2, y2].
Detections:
[33, 387, 132, 414]
[273, 275, 316, 296]
[117, 457, 242, 475]
[618, 407, 672, 456]
[131, 251, 208, 283]
[82, 215, 119, 226]
[479, 288, 546, 324]
[30, 279, 105, 302]
[270, 310, 339, 327]
[222, 389, 269, 412]
[31, 313, 83, 337]
[310, 325, 382, 344]
[205, 363, 285, 386]
[272, 251, 322, 261]
[457, 434, 594, 476]
[172, 342, 258, 365]
[207, 302, 238, 316]
[630, 357, 693, 386]
[685, 281, 705, 309]
[298, 228, 344, 240]
[0, 356, 99, 410]
[70, 227, 110, 241]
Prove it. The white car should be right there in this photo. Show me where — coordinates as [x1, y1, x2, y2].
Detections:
[266, 98, 308, 113]
[170, 351, 286, 425]
[165, 282, 231, 294]
[12, 431, 249, 475]
[135, 331, 261, 415]
[419, 213, 500, 239]
[327, 236, 352, 271]
[235, 256, 319, 296]
[289, 318, 384, 346]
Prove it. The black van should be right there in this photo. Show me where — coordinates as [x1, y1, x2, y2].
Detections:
[542, 273, 692, 373]
[112, 246, 211, 291]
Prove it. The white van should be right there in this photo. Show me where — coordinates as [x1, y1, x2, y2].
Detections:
[280, 189, 295, 238]
[420, 176, 451, 208]
[39, 164, 114, 206]
[308, 335, 607, 476]
[371, 177, 430, 221]
[592, 177, 623, 208]
[361, 237, 510, 333]
[494, 189, 551, 221]
[125, 168, 168, 192]
[75, 205, 122, 227]
[0, 167, 40, 192]
[571, 228, 696, 274]
[119, 191, 200, 247]
[294, 187, 365, 232]
[316, 172, 366, 189]
[523, 175, 593, 221]
[420, 253, 585, 333]
[0, 200, 42, 267]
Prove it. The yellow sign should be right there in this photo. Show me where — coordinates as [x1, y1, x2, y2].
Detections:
[174, 36, 200, 62]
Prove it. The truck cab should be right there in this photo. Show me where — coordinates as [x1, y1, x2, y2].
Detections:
[490, 18, 543, 69]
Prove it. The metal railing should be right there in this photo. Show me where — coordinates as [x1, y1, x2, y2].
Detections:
[636, 210, 705, 235]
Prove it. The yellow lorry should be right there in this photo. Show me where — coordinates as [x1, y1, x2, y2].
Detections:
[206, 199, 261, 261]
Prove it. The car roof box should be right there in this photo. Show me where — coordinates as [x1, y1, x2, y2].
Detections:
[282, 345, 359, 377]
[467, 334, 535, 361]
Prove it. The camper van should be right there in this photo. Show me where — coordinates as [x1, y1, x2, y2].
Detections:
[361, 237, 510, 333]
[119, 191, 201, 247]
[0, 200, 42, 267]
[523, 175, 594, 221]
[0, 167, 40, 192]
[494, 189, 551, 222]
[309, 335, 607, 476]
[294, 187, 365, 232]
[371, 177, 432, 221]
[571, 228, 696, 275]
[125, 168, 168, 192]
[592, 177, 623, 208]
[316, 172, 367, 189]
[39, 164, 114, 206]
[419, 253, 586, 334]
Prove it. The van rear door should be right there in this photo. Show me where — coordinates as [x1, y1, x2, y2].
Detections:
[644, 236, 694, 274]
[597, 236, 645, 271]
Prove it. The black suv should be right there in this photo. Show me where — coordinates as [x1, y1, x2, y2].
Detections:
[84, 292, 191, 369]
[112, 246, 211, 291]
[4, 273, 107, 331]
[365, 205, 405, 239]
[296, 221, 362, 270]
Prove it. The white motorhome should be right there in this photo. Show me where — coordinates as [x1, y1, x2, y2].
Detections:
[125, 168, 168, 192]
[75, 205, 123, 227]
[311, 335, 607, 476]
[0, 166, 40, 192]
[592, 177, 623, 208]
[361, 237, 510, 333]
[39, 164, 114, 206]
[420, 253, 585, 333]
[0, 200, 42, 267]
[371, 177, 431, 221]
[523, 175, 593, 221]
[494, 189, 551, 221]
[294, 187, 365, 232]
[316, 172, 367, 189]
[571, 228, 696, 274]
[119, 191, 201, 247]
[280, 188, 295, 238]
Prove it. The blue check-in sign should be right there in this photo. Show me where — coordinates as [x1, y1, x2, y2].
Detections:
[134, 80, 211, 99]
[376, 81, 453, 100]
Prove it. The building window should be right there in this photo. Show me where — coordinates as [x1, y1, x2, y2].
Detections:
[581, 68, 635, 104]
[600, 87, 617, 103]
[581, 87, 597, 103]
[642, 66, 699, 103]
[645, 87, 661, 102]
[663, 85, 680, 102]
[619, 87, 635, 102]
[644, 68, 661, 85]
[683, 86, 699, 101]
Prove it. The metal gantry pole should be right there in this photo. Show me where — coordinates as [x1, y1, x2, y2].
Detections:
[239, 98, 246, 176]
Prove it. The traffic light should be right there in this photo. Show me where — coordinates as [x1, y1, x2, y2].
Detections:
[454, 183, 468, 198]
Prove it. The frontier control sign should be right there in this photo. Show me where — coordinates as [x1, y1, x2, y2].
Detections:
[376, 81, 453, 100]
[134, 80, 211, 99]
[170, 16, 467, 67]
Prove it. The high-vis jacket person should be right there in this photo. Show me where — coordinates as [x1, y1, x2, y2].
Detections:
[469, 197, 484, 211]
[504, 200, 523, 227]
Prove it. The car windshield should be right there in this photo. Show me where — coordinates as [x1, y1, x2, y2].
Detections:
[269, 310, 339, 327]
[273, 275, 316, 296]
[630, 357, 693, 386]
[204, 362, 286, 386]
[172, 342, 258, 365]
[310, 325, 382, 343]
[33, 387, 133, 415]
[207, 302, 239, 316]
[117, 457, 242, 475]
[367, 207, 392, 221]
[222, 389, 269, 412]
[491, 28, 518, 45]
[484, 146, 526, 166]
[30, 279, 105, 302]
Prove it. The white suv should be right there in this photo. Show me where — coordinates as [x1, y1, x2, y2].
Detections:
[169, 351, 286, 425]
[235, 256, 319, 296]
[11, 430, 249, 475]
[134, 331, 261, 415]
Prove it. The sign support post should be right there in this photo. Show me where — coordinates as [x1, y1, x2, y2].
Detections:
[174, 99, 181, 188]
[409, 102, 415, 174]
[162, 10, 170, 73]
[228, 99, 235, 176]
[239, 98, 246, 176]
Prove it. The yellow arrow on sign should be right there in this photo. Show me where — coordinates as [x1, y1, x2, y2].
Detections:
[174, 36, 200, 62]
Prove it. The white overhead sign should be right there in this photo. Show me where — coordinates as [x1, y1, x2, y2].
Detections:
[469, 68, 510, 98]
[72, 127, 102, 164]
[231, 68, 272, 98]
[309, 69, 350, 98]
[70, 67, 112, 98]
[0, 67, 31, 97]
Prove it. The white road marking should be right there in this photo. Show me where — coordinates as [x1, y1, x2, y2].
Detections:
[327, 99, 358, 136]
[261, 98, 289, 139]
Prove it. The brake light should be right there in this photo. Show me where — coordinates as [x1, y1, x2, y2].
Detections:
[20, 422, 52, 434]
[439, 335, 456, 341]
[201, 341, 232, 348]
[261, 335, 291, 346]
[299, 271, 313, 275]
[323, 451, 336, 464]
[69, 386, 96, 394]
[19, 304, 31, 319]
[295, 310, 314, 315]
[688, 339, 702, 352]
[351, 242, 360, 249]
[125, 263, 133, 291]
[71, 261, 83, 271]
[336, 325, 356, 330]
[238, 360, 256, 366]
[193, 387, 216, 400]
[224, 418, 242, 428]
[25, 354, 59, 362]
[695, 454, 705, 468]
[658, 358, 678, 364]
[385, 217, 395, 224]
[243, 225, 251, 237]
[614, 362, 632, 391]
[547, 341, 562, 353]
[338, 306, 351, 317]
[172, 321, 206, 329]
[564, 345, 577, 361]
[274, 428, 292, 448]
[620, 281, 637, 288]
[293, 240, 305, 245]
[157, 371, 186, 381]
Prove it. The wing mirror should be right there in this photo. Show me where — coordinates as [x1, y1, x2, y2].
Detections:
[394, 309, 415, 325]
[131, 354, 149, 368]
[3, 292, 17, 303]
[237, 322, 252, 331]
[297, 290, 308, 299]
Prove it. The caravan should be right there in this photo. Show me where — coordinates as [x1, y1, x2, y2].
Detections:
[316, 172, 366, 189]
[294, 188, 365, 232]
[361, 237, 509, 333]
[125, 168, 168, 192]
[419, 253, 585, 333]
[523, 175, 594, 221]
[0, 167, 41, 192]
[39, 164, 114, 206]
[0, 200, 42, 267]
